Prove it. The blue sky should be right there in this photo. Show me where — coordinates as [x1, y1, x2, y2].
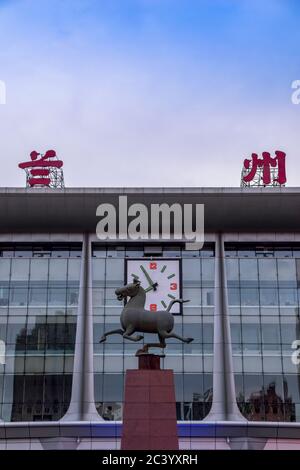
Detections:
[0, 0, 299, 187]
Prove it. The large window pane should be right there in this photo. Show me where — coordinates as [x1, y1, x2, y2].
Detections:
[103, 374, 123, 401]
[201, 259, 214, 285]
[11, 259, 29, 281]
[28, 287, 47, 306]
[260, 288, 278, 306]
[284, 375, 300, 404]
[6, 317, 26, 348]
[106, 259, 124, 284]
[49, 259, 67, 282]
[277, 259, 297, 287]
[0, 259, 11, 281]
[48, 288, 66, 306]
[0, 287, 9, 307]
[244, 374, 263, 402]
[240, 259, 258, 285]
[30, 259, 48, 282]
[183, 374, 203, 402]
[92, 259, 105, 283]
[182, 288, 201, 305]
[281, 318, 300, 344]
[258, 259, 277, 286]
[228, 288, 240, 306]
[9, 288, 28, 307]
[242, 323, 261, 345]
[182, 259, 201, 286]
[67, 259, 81, 282]
[241, 288, 259, 306]
[279, 289, 297, 306]
[66, 288, 79, 306]
[202, 288, 214, 306]
[226, 259, 239, 283]
[261, 323, 280, 345]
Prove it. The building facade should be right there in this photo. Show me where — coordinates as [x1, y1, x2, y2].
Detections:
[0, 187, 300, 449]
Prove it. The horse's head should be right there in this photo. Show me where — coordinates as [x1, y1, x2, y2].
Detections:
[115, 278, 141, 301]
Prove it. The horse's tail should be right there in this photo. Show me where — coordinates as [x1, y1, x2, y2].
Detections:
[166, 299, 190, 312]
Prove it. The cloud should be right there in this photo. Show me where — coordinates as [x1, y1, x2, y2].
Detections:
[0, 0, 299, 188]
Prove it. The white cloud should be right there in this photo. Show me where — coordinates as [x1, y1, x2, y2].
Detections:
[0, 0, 299, 188]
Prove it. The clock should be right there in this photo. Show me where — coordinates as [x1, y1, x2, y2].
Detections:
[126, 259, 181, 314]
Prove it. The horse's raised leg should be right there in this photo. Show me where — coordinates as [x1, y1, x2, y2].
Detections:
[99, 328, 124, 343]
[123, 326, 144, 342]
[159, 330, 194, 343]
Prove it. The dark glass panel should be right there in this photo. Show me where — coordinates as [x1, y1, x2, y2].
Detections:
[283, 375, 300, 404]
[279, 289, 297, 306]
[239, 259, 258, 285]
[258, 259, 277, 286]
[183, 374, 203, 402]
[125, 246, 143, 258]
[182, 259, 201, 287]
[235, 374, 244, 403]
[183, 323, 202, 343]
[201, 259, 215, 285]
[103, 374, 123, 401]
[228, 288, 240, 306]
[277, 259, 297, 286]
[260, 288, 278, 306]
[226, 259, 239, 284]
[203, 323, 213, 345]
[9, 288, 28, 307]
[261, 323, 281, 345]
[241, 288, 259, 306]
[174, 373, 183, 402]
[281, 318, 300, 344]
[0, 287, 9, 306]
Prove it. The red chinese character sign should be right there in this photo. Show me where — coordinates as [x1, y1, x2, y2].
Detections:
[241, 150, 287, 187]
[19, 150, 64, 188]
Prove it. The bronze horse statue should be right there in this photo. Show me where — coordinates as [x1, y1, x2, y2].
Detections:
[99, 278, 194, 355]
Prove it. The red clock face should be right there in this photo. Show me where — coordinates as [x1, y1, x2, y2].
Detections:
[127, 259, 181, 314]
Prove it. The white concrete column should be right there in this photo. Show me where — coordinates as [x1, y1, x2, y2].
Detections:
[205, 233, 245, 421]
[61, 233, 102, 421]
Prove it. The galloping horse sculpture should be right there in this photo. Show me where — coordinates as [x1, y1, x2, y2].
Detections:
[99, 278, 194, 355]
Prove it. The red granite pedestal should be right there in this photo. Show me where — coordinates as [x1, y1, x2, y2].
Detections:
[121, 355, 179, 450]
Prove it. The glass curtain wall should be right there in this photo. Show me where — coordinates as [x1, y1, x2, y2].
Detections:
[226, 244, 300, 422]
[93, 244, 215, 421]
[0, 244, 81, 421]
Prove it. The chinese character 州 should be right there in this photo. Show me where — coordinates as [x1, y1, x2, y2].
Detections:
[242, 151, 287, 186]
[18, 150, 63, 187]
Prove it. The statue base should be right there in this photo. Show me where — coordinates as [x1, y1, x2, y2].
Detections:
[121, 354, 179, 450]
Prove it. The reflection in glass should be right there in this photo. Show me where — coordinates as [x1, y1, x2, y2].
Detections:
[260, 289, 278, 306]
[241, 288, 259, 306]
[239, 259, 258, 284]
[0, 245, 80, 422]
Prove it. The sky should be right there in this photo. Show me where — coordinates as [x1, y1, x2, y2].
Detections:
[0, 0, 299, 187]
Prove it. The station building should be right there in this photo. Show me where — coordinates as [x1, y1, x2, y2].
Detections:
[0, 187, 299, 449]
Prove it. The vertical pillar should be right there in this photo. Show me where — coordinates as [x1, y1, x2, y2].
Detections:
[62, 233, 102, 421]
[205, 233, 245, 421]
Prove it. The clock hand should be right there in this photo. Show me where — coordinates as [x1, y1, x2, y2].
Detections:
[144, 282, 158, 293]
[140, 265, 158, 291]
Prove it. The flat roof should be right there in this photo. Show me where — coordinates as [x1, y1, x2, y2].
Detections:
[0, 187, 299, 233]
